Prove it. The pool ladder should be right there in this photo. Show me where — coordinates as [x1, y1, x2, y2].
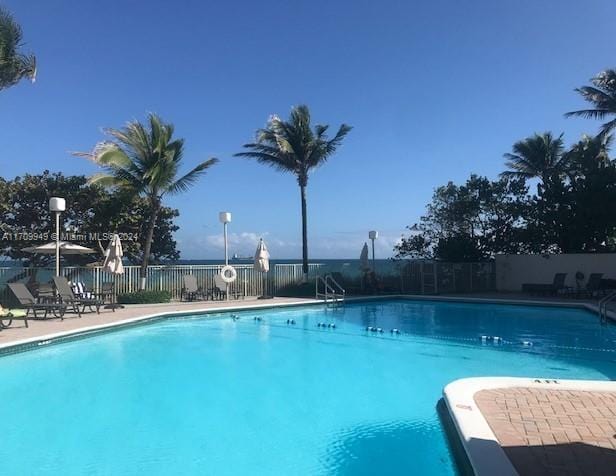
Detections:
[315, 274, 345, 306]
[599, 290, 616, 324]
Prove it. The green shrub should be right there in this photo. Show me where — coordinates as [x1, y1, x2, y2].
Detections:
[275, 282, 315, 298]
[117, 290, 172, 304]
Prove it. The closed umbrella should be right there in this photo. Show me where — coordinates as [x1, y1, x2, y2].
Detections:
[254, 238, 271, 298]
[102, 234, 125, 309]
[360, 242, 370, 272]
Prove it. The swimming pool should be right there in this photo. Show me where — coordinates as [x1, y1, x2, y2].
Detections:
[1, 299, 614, 475]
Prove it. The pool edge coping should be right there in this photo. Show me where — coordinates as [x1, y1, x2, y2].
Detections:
[0, 298, 325, 355]
[442, 376, 616, 476]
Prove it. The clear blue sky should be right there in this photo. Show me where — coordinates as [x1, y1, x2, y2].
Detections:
[2, 0, 615, 259]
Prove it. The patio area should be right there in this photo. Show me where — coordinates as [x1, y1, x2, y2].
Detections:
[475, 386, 616, 475]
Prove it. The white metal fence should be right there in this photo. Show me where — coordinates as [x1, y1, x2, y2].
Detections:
[0, 263, 325, 303]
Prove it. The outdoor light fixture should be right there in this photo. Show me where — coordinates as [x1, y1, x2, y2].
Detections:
[218, 212, 232, 265]
[49, 197, 66, 277]
[219, 212, 232, 300]
[369, 230, 378, 272]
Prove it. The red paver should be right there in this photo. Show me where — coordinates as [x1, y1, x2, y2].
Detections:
[475, 387, 616, 475]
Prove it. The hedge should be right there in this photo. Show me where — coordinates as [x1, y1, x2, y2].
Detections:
[117, 290, 172, 304]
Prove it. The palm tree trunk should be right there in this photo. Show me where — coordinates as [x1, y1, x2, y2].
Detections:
[139, 198, 160, 290]
[300, 184, 309, 282]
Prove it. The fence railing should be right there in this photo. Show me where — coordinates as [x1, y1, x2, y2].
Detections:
[0, 263, 325, 304]
[0, 260, 496, 304]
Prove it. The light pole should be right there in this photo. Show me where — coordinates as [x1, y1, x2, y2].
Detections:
[219, 212, 232, 300]
[369, 230, 378, 273]
[49, 197, 66, 277]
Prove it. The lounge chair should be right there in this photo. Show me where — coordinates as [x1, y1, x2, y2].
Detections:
[181, 275, 205, 301]
[578, 273, 604, 298]
[0, 304, 29, 328]
[7, 283, 66, 319]
[53, 276, 101, 317]
[522, 273, 567, 296]
[209, 274, 243, 300]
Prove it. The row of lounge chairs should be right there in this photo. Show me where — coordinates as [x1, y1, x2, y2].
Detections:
[180, 275, 243, 301]
[522, 272, 609, 298]
[2, 276, 106, 329]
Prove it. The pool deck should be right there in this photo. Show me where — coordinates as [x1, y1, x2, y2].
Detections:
[0, 297, 321, 351]
[444, 378, 616, 476]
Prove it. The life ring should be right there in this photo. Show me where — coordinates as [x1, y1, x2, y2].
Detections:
[220, 265, 237, 283]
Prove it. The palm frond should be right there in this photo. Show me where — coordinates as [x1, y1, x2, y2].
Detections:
[566, 70, 616, 136]
[167, 158, 218, 195]
[0, 7, 36, 89]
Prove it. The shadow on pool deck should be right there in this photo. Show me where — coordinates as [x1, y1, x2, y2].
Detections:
[503, 441, 616, 476]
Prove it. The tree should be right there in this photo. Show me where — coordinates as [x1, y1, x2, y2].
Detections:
[563, 134, 616, 252]
[76, 114, 217, 289]
[235, 105, 351, 281]
[394, 175, 531, 261]
[0, 171, 181, 267]
[501, 132, 566, 187]
[566, 69, 616, 137]
[0, 6, 36, 91]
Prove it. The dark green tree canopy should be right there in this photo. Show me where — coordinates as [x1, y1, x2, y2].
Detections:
[397, 131, 616, 261]
[0, 171, 180, 266]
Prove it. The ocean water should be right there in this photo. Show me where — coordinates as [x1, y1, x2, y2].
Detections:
[0, 299, 614, 475]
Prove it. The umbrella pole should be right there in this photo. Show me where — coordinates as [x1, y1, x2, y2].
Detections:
[104, 274, 125, 310]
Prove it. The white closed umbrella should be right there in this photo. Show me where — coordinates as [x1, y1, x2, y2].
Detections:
[102, 234, 125, 309]
[254, 238, 270, 273]
[22, 241, 95, 255]
[103, 234, 124, 274]
[254, 238, 271, 298]
[360, 242, 370, 272]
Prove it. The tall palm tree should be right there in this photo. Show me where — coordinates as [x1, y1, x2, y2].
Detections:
[501, 132, 566, 185]
[235, 105, 351, 281]
[0, 7, 36, 91]
[77, 113, 218, 289]
[565, 69, 616, 137]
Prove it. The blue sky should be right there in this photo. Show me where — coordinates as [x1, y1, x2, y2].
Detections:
[2, 0, 615, 259]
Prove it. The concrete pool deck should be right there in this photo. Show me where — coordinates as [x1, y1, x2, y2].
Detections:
[0, 297, 321, 351]
[444, 377, 616, 476]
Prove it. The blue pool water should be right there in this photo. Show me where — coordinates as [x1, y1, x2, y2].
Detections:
[1, 299, 615, 475]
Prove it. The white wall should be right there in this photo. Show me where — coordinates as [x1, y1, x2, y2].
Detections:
[495, 254, 616, 291]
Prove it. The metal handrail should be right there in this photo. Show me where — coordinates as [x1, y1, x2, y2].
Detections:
[598, 290, 616, 324]
[315, 274, 345, 304]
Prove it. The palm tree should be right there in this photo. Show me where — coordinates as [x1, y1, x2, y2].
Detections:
[565, 69, 616, 137]
[77, 113, 218, 290]
[0, 6, 36, 91]
[565, 133, 613, 176]
[501, 132, 566, 185]
[235, 105, 351, 281]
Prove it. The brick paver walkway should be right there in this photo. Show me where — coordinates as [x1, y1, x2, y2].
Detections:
[475, 387, 616, 475]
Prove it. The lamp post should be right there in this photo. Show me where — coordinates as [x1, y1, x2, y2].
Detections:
[368, 230, 378, 273]
[49, 197, 66, 277]
[219, 212, 232, 300]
